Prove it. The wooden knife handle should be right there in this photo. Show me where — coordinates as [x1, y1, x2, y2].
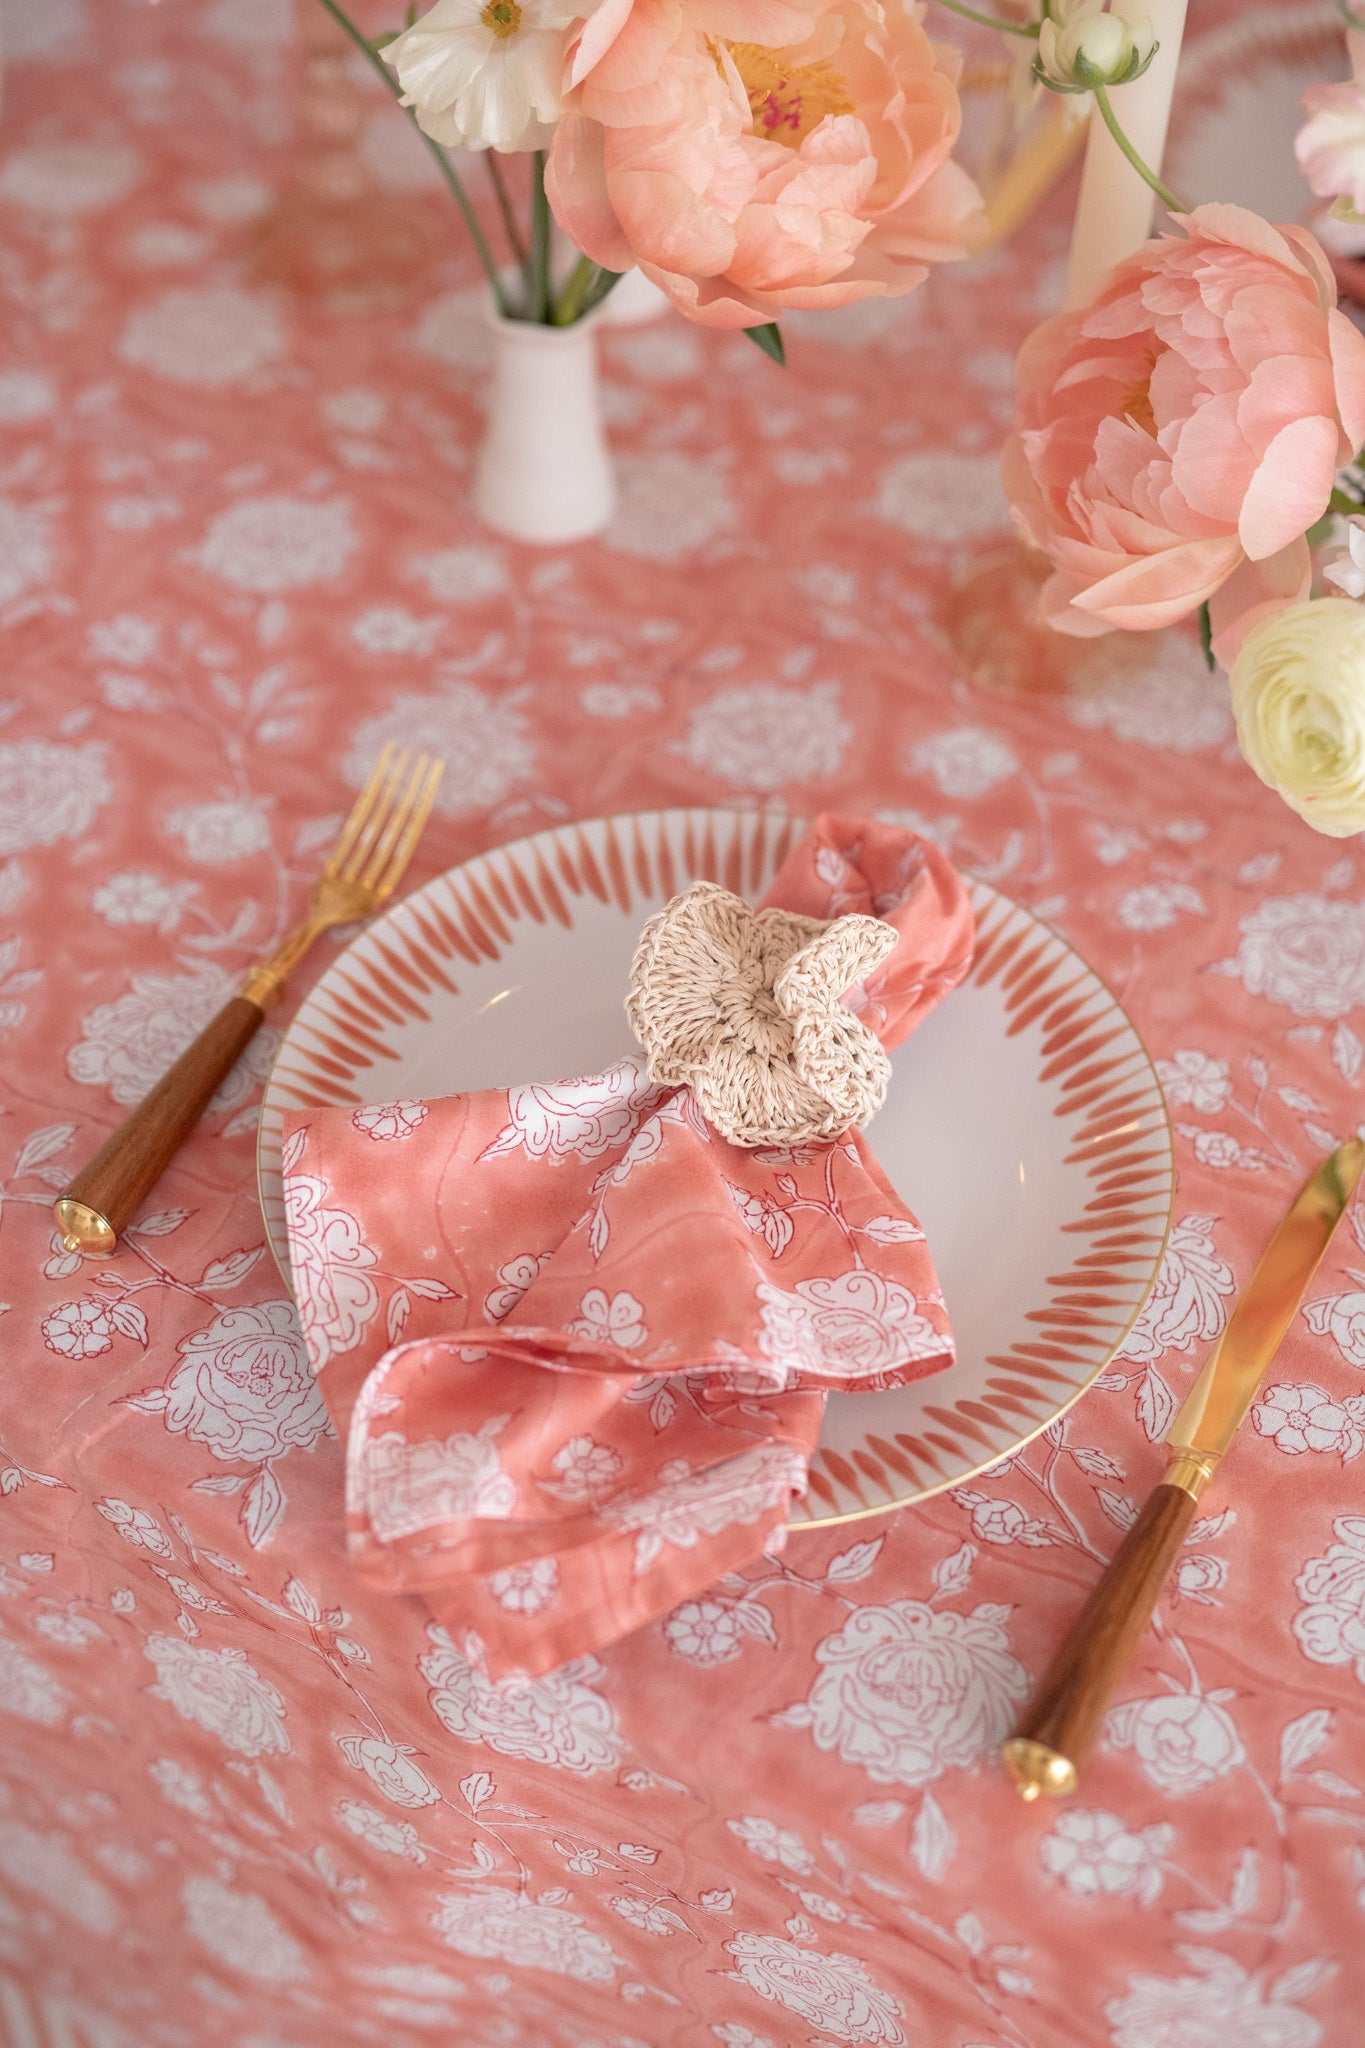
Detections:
[55, 995, 265, 1252]
[1002, 1479, 1198, 1799]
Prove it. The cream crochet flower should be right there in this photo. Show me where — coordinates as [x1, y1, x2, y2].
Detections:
[625, 882, 899, 1149]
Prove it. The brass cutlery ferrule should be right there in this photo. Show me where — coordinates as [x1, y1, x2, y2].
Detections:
[1162, 1448, 1220, 1500]
[237, 919, 329, 1011]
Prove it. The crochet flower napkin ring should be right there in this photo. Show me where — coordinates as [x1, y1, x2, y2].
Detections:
[625, 880, 900, 1149]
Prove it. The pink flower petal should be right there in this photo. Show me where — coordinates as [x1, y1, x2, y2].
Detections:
[1068, 533, 1244, 629]
[1329, 304, 1365, 455]
[1168, 391, 1256, 524]
[1237, 414, 1340, 559]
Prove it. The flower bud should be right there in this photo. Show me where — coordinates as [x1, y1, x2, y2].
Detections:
[1322, 514, 1365, 600]
[1036, 0, 1156, 92]
[1230, 597, 1365, 837]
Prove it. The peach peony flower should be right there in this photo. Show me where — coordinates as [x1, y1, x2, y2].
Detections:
[546, 0, 984, 329]
[1003, 203, 1365, 665]
[1297, 31, 1365, 219]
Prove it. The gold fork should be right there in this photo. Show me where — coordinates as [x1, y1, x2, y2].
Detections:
[55, 745, 444, 1255]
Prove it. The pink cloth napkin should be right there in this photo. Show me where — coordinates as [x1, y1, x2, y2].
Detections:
[282, 815, 974, 1675]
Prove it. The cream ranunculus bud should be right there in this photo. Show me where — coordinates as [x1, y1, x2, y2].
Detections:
[1036, 0, 1156, 92]
[1230, 598, 1365, 838]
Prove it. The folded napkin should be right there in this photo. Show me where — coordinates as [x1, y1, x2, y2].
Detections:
[283, 815, 974, 1676]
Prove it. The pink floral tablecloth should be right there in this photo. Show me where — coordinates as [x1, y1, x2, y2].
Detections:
[3, 4, 1364, 2046]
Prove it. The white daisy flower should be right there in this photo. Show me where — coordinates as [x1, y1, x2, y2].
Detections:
[382, 0, 577, 154]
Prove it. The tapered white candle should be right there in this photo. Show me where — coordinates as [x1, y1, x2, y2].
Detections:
[1065, 0, 1189, 309]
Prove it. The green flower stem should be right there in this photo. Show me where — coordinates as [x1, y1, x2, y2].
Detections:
[551, 256, 623, 325]
[485, 152, 529, 273]
[529, 150, 552, 325]
[312, 0, 512, 319]
[933, 0, 1041, 39]
[551, 255, 596, 326]
[1197, 600, 1214, 672]
[579, 266, 624, 316]
[1092, 81, 1186, 216]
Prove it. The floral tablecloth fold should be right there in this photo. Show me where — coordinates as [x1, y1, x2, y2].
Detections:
[282, 815, 974, 1674]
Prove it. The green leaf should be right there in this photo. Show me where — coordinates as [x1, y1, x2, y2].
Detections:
[745, 321, 786, 366]
[1198, 600, 1215, 672]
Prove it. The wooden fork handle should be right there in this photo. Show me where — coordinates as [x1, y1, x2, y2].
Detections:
[55, 995, 265, 1252]
[1002, 1480, 1198, 1799]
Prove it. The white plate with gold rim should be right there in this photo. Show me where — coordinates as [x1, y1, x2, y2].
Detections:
[258, 809, 1173, 1528]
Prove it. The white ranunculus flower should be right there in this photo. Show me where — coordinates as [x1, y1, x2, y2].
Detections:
[1230, 599, 1365, 837]
[1037, 0, 1155, 91]
[381, 0, 577, 154]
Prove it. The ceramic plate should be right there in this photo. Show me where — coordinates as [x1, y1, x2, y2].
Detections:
[258, 810, 1174, 1527]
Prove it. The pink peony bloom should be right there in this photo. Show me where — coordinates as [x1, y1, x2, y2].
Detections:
[1297, 32, 1365, 217]
[1003, 203, 1365, 665]
[546, 0, 984, 329]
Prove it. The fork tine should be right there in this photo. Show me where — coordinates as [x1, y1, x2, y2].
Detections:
[370, 756, 444, 906]
[324, 741, 399, 880]
[339, 746, 411, 883]
[359, 752, 432, 895]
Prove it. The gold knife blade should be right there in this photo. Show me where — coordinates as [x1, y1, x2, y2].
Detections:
[1003, 1137, 1365, 1802]
[1165, 1136, 1365, 1497]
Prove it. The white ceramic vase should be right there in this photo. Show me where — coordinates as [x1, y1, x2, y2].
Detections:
[472, 308, 615, 546]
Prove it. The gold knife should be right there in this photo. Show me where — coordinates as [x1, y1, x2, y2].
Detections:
[1003, 1136, 1365, 1801]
